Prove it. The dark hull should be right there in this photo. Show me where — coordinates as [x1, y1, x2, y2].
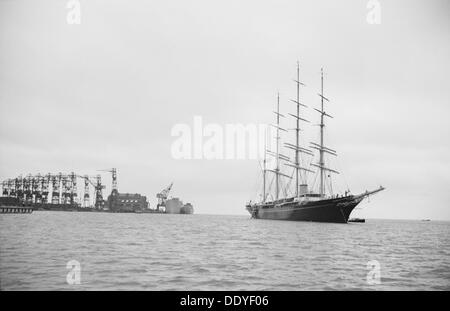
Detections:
[348, 218, 365, 223]
[247, 196, 363, 223]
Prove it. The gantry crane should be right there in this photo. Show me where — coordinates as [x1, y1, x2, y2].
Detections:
[76, 175, 105, 209]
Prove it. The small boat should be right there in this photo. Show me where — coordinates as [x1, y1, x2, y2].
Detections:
[348, 218, 365, 223]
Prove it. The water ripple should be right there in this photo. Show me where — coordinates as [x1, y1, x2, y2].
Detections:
[1, 213, 449, 290]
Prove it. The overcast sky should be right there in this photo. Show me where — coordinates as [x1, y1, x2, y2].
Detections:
[1, 0, 449, 220]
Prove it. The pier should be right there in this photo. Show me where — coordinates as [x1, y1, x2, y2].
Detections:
[0, 206, 33, 214]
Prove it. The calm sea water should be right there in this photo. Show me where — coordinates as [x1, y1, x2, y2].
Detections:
[0, 212, 449, 290]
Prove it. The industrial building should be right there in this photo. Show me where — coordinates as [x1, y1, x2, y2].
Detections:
[106, 192, 149, 212]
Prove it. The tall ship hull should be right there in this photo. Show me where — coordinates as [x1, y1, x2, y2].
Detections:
[247, 196, 363, 223]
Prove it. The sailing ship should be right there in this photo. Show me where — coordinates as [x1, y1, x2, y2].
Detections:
[246, 64, 384, 223]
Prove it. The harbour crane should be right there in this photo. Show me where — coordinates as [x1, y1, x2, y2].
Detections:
[156, 182, 173, 211]
[98, 168, 118, 195]
[76, 175, 105, 209]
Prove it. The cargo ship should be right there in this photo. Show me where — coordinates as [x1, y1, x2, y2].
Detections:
[246, 64, 384, 223]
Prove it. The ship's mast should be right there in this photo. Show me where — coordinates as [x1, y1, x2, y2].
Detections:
[319, 68, 325, 197]
[284, 62, 313, 198]
[275, 92, 280, 200]
[310, 68, 339, 197]
[262, 128, 267, 203]
[295, 63, 300, 196]
[266, 93, 292, 201]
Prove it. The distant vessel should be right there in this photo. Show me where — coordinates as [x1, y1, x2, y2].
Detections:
[164, 198, 194, 214]
[181, 203, 194, 214]
[246, 64, 384, 223]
